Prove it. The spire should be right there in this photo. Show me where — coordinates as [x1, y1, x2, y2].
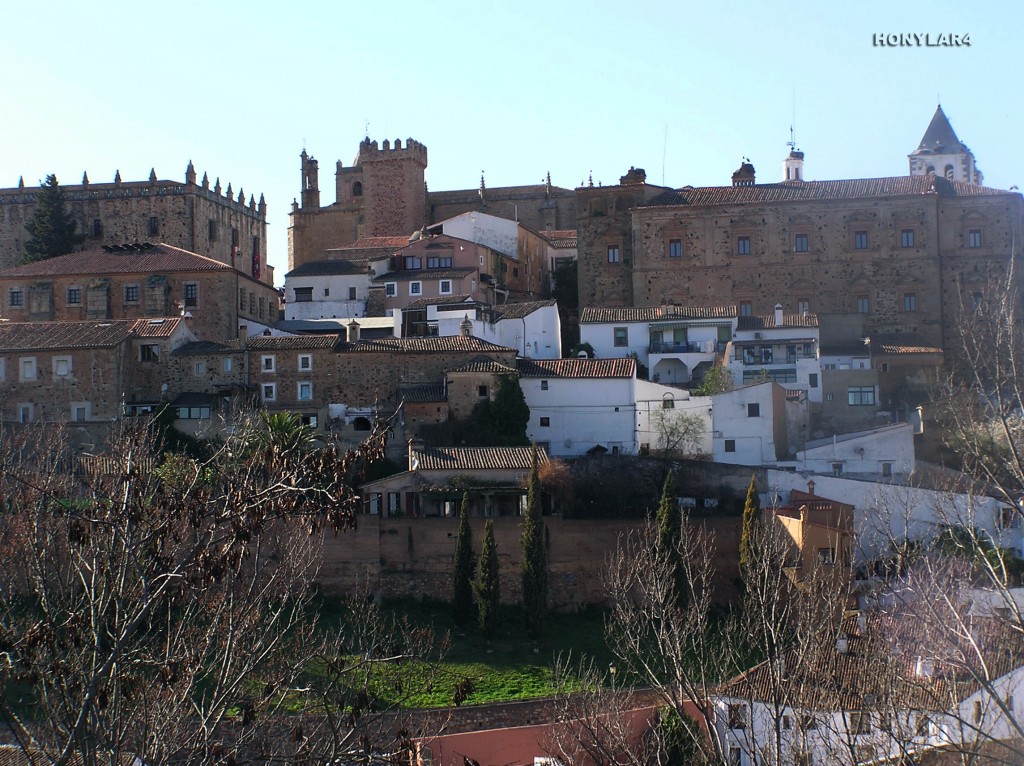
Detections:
[114, 169, 122, 185]
[185, 160, 196, 185]
[149, 168, 157, 183]
[225, 182, 233, 200]
[237, 187, 245, 204]
[18, 176, 24, 189]
[214, 177, 221, 195]
[82, 171, 89, 186]
[201, 171, 209, 189]
[913, 105, 967, 154]
[258, 193, 266, 214]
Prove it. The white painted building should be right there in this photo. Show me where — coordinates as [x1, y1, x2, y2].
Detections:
[711, 383, 791, 466]
[579, 305, 736, 387]
[517, 357, 637, 457]
[634, 379, 713, 456]
[726, 306, 822, 403]
[283, 257, 388, 320]
[795, 423, 915, 480]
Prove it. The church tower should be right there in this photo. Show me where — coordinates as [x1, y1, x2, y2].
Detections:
[908, 105, 983, 185]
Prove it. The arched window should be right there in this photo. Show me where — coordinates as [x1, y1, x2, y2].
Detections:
[352, 181, 363, 197]
[353, 416, 371, 431]
[944, 164, 955, 181]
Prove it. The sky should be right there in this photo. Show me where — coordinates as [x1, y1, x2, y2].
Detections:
[2, 0, 1021, 282]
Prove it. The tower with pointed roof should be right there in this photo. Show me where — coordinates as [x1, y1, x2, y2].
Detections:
[908, 105, 983, 185]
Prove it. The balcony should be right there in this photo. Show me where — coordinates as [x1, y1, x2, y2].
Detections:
[649, 340, 725, 355]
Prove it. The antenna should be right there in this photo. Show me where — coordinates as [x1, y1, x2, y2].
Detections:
[364, 120, 370, 138]
[662, 124, 668, 186]
[787, 87, 798, 150]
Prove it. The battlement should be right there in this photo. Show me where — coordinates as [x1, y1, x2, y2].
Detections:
[358, 136, 428, 167]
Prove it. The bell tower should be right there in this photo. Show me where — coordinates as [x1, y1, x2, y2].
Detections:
[908, 105, 983, 185]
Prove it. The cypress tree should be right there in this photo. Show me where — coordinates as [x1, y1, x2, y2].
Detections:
[23, 175, 84, 263]
[452, 493, 474, 626]
[521, 445, 547, 639]
[656, 471, 686, 607]
[475, 519, 500, 640]
[739, 474, 761, 573]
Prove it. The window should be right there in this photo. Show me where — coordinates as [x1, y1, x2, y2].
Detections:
[826, 392, 834, 401]
[194, 362, 206, 376]
[177, 406, 211, 420]
[739, 300, 752, 317]
[301, 414, 318, 428]
[540, 380, 549, 391]
[19, 357, 36, 382]
[901, 228, 915, 248]
[848, 386, 876, 406]
[297, 382, 313, 401]
[249, 293, 255, 315]
[385, 282, 397, 297]
[724, 439, 736, 453]
[856, 294, 870, 313]
[854, 230, 868, 250]
[613, 327, 628, 347]
[727, 704, 747, 729]
[478, 385, 488, 398]
[881, 462, 893, 478]
[736, 236, 751, 255]
[404, 256, 422, 270]
[298, 354, 312, 371]
[809, 373, 819, 388]
[426, 256, 453, 268]
[140, 344, 159, 362]
[782, 715, 792, 730]
[855, 745, 875, 763]
[794, 233, 809, 252]
[294, 287, 313, 303]
[409, 281, 422, 296]
[969, 228, 982, 248]
[208, 220, 217, 241]
[17, 403, 34, 423]
[348, 286, 357, 300]
[183, 282, 199, 308]
[258, 297, 264, 319]
[540, 417, 550, 427]
[0, 359, 4, 380]
[72, 404, 88, 422]
[261, 355, 275, 373]
[223, 357, 233, 373]
[606, 245, 621, 264]
[439, 280, 452, 295]
[8, 288, 23, 308]
[148, 216, 159, 237]
[747, 403, 760, 417]
[125, 284, 139, 303]
[261, 383, 276, 402]
[849, 711, 872, 735]
[662, 397, 675, 409]
[797, 298, 809, 314]
[239, 288, 246, 310]
[53, 356, 72, 377]
[93, 219, 103, 237]
[903, 292, 918, 312]
[800, 714, 818, 730]
[668, 238, 682, 258]
[67, 287, 82, 306]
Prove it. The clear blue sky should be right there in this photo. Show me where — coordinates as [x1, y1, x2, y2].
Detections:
[2, 0, 1020, 282]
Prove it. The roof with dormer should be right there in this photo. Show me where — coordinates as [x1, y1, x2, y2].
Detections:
[911, 105, 969, 156]
[0, 243, 230, 279]
[580, 305, 736, 323]
[517, 357, 636, 379]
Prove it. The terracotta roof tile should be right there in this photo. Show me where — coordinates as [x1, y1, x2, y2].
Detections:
[737, 313, 819, 330]
[373, 268, 476, 283]
[539, 229, 578, 248]
[338, 336, 515, 354]
[411, 445, 549, 471]
[642, 176, 1007, 208]
[491, 300, 557, 320]
[246, 334, 340, 350]
[448, 356, 518, 374]
[874, 343, 944, 356]
[129, 317, 184, 337]
[580, 305, 736, 323]
[0, 243, 229, 279]
[328, 236, 409, 251]
[403, 295, 476, 310]
[0, 318, 181, 350]
[517, 357, 636, 379]
[400, 383, 447, 403]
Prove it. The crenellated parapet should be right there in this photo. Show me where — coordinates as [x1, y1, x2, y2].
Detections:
[357, 136, 428, 168]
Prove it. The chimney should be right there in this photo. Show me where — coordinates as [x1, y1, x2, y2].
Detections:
[238, 324, 249, 349]
[836, 633, 849, 654]
[807, 479, 816, 496]
[347, 319, 361, 342]
[774, 303, 784, 328]
[915, 657, 934, 677]
[407, 437, 424, 471]
[731, 160, 756, 187]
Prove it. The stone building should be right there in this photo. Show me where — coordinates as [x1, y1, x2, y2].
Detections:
[576, 111, 1021, 357]
[0, 164, 271, 284]
[288, 137, 576, 271]
[0, 242, 280, 342]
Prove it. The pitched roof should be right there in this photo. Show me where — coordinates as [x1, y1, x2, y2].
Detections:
[539, 229, 578, 248]
[285, 259, 368, 278]
[172, 340, 234, 355]
[400, 383, 447, 403]
[580, 305, 736, 323]
[327, 236, 410, 251]
[373, 268, 476, 283]
[912, 105, 969, 155]
[737, 313, 819, 330]
[403, 294, 476, 310]
[411, 445, 549, 471]
[447, 356, 518, 374]
[517, 357, 636, 379]
[337, 336, 515, 354]
[0, 317, 182, 350]
[246, 334, 340, 350]
[641, 176, 1005, 209]
[0, 243, 230, 279]
[491, 300, 558, 320]
[874, 342, 944, 356]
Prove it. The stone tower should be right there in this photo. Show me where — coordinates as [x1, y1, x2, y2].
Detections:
[908, 105, 983, 185]
[300, 150, 320, 208]
[358, 137, 428, 237]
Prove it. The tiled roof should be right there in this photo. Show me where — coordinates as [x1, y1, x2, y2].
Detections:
[874, 343, 944, 356]
[580, 305, 736, 323]
[912, 105, 968, 155]
[403, 294, 476, 310]
[517, 357, 636, 379]
[0, 243, 230, 278]
[172, 340, 234, 355]
[448, 356, 518, 374]
[539, 229, 578, 248]
[328, 236, 409, 251]
[400, 383, 447, 403]
[337, 336, 516, 354]
[285, 259, 368, 278]
[491, 300, 558, 320]
[411, 445, 549, 471]
[0, 317, 181, 350]
[737, 313, 819, 330]
[373, 268, 476, 283]
[246, 334, 340, 350]
[642, 176, 1007, 208]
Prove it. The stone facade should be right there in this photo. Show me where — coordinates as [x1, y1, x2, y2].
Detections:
[0, 164, 270, 283]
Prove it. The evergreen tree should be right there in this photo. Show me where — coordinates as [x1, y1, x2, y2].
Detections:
[474, 519, 500, 639]
[491, 374, 530, 444]
[452, 492, 475, 626]
[739, 474, 761, 573]
[23, 175, 84, 263]
[656, 470, 686, 607]
[521, 445, 547, 639]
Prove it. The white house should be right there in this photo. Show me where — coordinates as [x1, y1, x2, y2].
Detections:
[711, 382, 791, 466]
[283, 257, 388, 320]
[579, 305, 736, 387]
[517, 357, 637, 457]
[794, 423, 915, 480]
[635, 378, 713, 456]
[726, 305, 822, 403]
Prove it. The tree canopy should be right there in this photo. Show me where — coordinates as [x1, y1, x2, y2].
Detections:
[23, 174, 85, 263]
